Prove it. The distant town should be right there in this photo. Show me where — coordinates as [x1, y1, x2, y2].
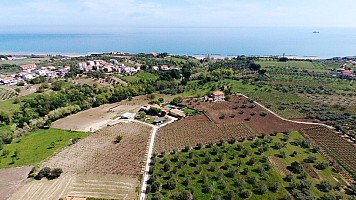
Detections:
[0, 53, 355, 86]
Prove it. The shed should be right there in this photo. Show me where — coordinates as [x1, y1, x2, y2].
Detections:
[120, 112, 133, 119]
[153, 117, 165, 124]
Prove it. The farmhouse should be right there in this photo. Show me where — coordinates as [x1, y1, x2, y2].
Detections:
[169, 109, 186, 119]
[341, 70, 354, 80]
[19, 63, 37, 72]
[212, 90, 225, 102]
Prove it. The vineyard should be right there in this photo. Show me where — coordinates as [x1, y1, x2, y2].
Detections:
[301, 126, 356, 179]
[0, 87, 17, 100]
[154, 114, 255, 154]
[183, 95, 313, 134]
[42, 122, 152, 176]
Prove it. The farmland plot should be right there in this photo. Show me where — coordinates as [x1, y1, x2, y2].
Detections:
[0, 167, 33, 200]
[184, 95, 313, 134]
[0, 87, 17, 100]
[51, 103, 141, 132]
[301, 126, 356, 174]
[43, 122, 152, 176]
[9, 173, 137, 200]
[155, 114, 255, 153]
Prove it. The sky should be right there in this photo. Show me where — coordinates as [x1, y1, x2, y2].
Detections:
[1, 0, 356, 33]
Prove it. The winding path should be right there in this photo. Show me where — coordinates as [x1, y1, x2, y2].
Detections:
[139, 116, 178, 200]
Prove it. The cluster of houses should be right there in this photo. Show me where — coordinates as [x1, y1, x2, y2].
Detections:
[76, 59, 141, 74]
[151, 65, 180, 71]
[332, 67, 354, 80]
[0, 63, 70, 86]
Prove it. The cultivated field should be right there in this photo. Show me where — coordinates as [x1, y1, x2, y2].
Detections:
[0, 87, 17, 101]
[0, 166, 33, 200]
[301, 126, 356, 177]
[8, 173, 138, 200]
[51, 102, 141, 132]
[43, 122, 152, 176]
[183, 95, 313, 134]
[155, 114, 255, 154]
[149, 132, 349, 199]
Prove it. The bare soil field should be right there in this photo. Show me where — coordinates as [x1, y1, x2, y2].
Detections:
[8, 173, 137, 200]
[183, 95, 313, 134]
[0, 166, 33, 200]
[43, 122, 152, 176]
[51, 102, 141, 132]
[155, 114, 255, 153]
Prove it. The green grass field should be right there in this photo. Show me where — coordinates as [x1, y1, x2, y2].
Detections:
[122, 71, 158, 84]
[148, 132, 348, 199]
[256, 60, 333, 73]
[0, 129, 89, 168]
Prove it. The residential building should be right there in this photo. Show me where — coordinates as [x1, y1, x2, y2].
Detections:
[212, 91, 225, 102]
[0, 77, 17, 85]
[19, 63, 37, 72]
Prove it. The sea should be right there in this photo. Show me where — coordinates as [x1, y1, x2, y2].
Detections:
[0, 27, 356, 58]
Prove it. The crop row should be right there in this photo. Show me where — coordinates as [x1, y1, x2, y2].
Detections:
[155, 118, 255, 154]
[0, 88, 17, 100]
[301, 127, 356, 175]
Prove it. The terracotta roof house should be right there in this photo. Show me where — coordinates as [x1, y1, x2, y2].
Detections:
[169, 109, 186, 119]
[19, 63, 37, 71]
[212, 91, 225, 102]
[342, 70, 354, 80]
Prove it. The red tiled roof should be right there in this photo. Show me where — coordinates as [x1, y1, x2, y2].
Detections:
[20, 63, 37, 70]
[342, 70, 353, 76]
[212, 91, 224, 96]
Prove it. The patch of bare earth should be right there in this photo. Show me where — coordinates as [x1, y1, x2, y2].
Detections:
[43, 122, 152, 176]
[0, 166, 33, 200]
[183, 95, 314, 134]
[8, 173, 138, 200]
[51, 103, 141, 132]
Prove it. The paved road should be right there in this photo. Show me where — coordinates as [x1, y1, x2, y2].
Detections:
[139, 116, 177, 200]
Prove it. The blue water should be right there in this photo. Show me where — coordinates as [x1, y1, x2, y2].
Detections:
[0, 27, 356, 58]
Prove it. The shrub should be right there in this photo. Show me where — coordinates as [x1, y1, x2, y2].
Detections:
[235, 178, 244, 187]
[315, 161, 329, 170]
[240, 189, 252, 198]
[202, 184, 213, 193]
[163, 163, 170, 172]
[176, 190, 193, 200]
[114, 135, 123, 144]
[35, 167, 51, 180]
[257, 183, 268, 194]
[151, 181, 161, 193]
[48, 168, 63, 180]
[166, 179, 177, 190]
[270, 182, 280, 192]
[318, 180, 332, 192]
